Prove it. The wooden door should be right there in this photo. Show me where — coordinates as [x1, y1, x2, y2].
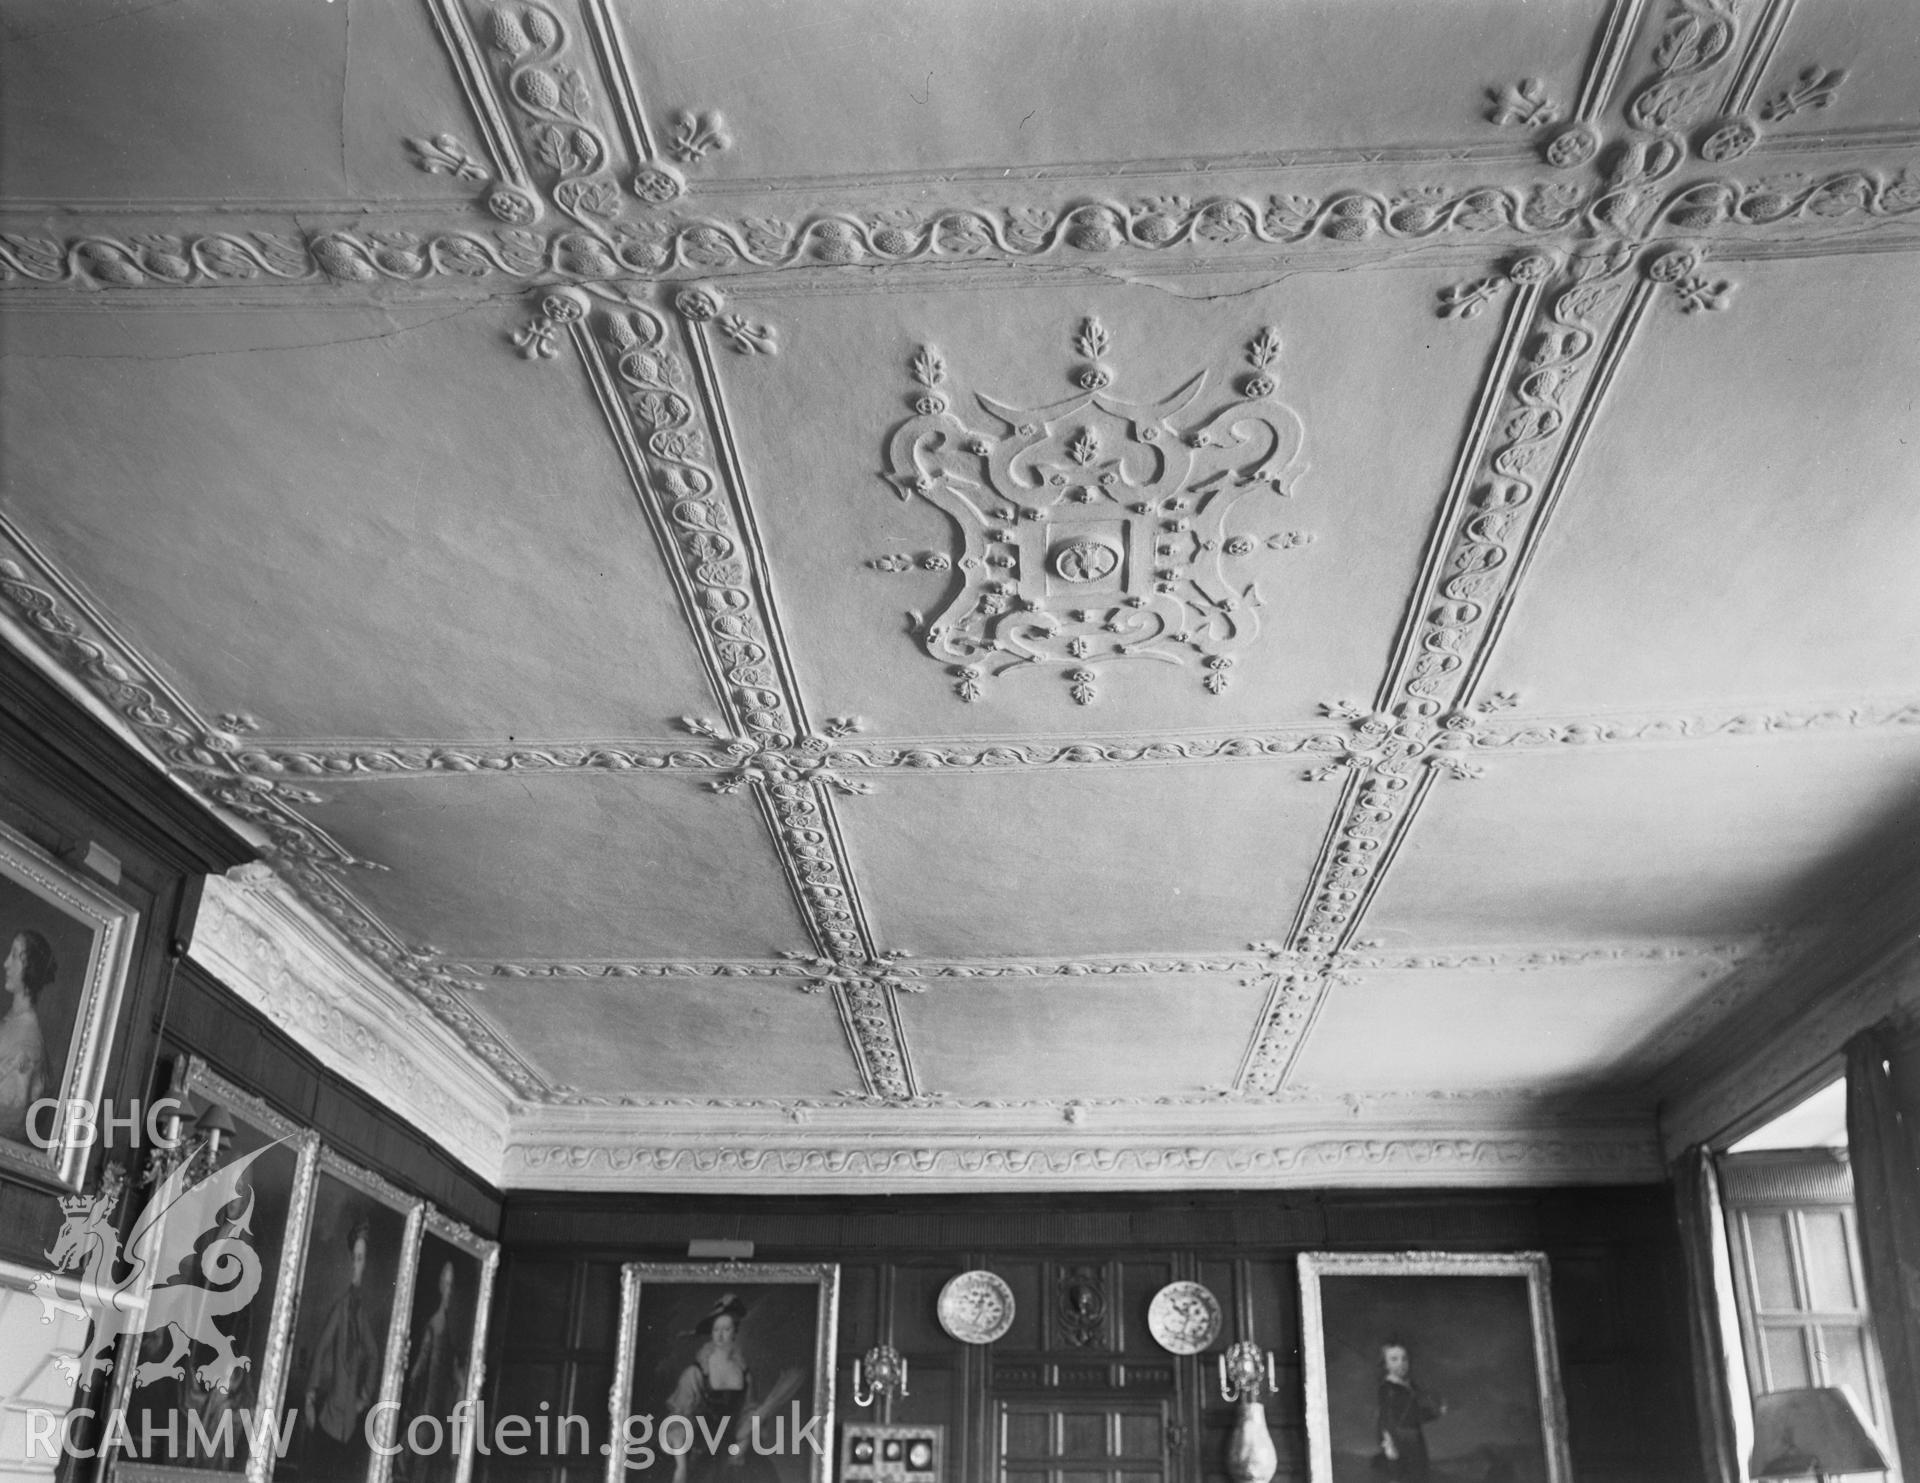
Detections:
[998, 1401, 1168, 1483]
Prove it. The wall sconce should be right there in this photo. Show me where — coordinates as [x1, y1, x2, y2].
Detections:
[1220, 1340, 1280, 1483]
[852, 1344, 909, 1408]
[142, 1101, 235, 1187]
[1218, 1340, 1276, 1402]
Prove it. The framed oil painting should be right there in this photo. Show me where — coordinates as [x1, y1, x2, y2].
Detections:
[608, 1263, 840, 1483]
[111, 1057, 321, 1483]
[280, 1151, 424, 1483]
[1298, 1252, 1572, 1483]
[390, 1209, 498, 1483]
[0, 819, 137, 1192]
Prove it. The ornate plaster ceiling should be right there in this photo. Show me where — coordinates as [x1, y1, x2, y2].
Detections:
[4, 0, 1920, 1189]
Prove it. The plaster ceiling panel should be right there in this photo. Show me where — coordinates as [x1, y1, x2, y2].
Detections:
[262, 772, 809, 960]
[459, 978, 856, 1098]
[0, 306, 719, 739]
[903, 973, 1271, 1100]
[1759, 0, 1920, 135]
[342, 0, 494, 204]
[832, 759, 1336, 958]
[1478, 253, 1920, 715]
[619, 0, 1597, 183]
[0, 0, 359, 204]
[723, 270, 1493, 736]
[1363, 734, 1920, 947]
[1287, 959, 1725, 1093]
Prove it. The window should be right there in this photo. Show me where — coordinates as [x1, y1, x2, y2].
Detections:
[1720, 1142, 1898, 1463]
[1724, 1171, 1875, 1399]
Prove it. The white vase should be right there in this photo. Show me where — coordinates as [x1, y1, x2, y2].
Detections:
[1225, 1398, 1278, 1483]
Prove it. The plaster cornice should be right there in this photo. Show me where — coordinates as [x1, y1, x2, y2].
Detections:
[193, 865, 1674, 1195]
[1659, 888, 1920, 1155]
[0, 518, 556, 1100]
[499, 1123, 1663, 1193]
[1661, 947, 1920, 1157]
[191, 870, 510, 1181]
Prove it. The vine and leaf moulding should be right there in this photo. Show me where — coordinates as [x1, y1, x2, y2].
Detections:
[177, 692, 1920, 788]
[2, 0, 1906, 295]
[879, 319, 1310, 705]
[409, 0, 735, 230]
[1514, 0, 1832, 173]
[479, 1, 617, 227]
[3, 165, 1912, 290]
[8, 168, 1915, 291]
[1300, 692, 1523, 785]
[393, 0, 1861, 285]
[1443, 1, 1868, 319]
[551, 282, 925, 1111]
[1220, 226, 1663, 1086]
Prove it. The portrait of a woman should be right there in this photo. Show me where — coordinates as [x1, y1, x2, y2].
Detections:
[0, 849, 136, 1192]
[618, 1266, 837, 1483]
[664, 1294, 803, 1483]
[0, 929, 57, 1143]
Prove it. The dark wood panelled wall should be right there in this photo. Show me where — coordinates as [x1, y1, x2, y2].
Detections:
[0, 643, 252, 1267]
[487, 1187, 1700, 1483]
[156, 958, 503, 1234]
[0, 642, 502, 1483]
[0, 643, 503, 1255]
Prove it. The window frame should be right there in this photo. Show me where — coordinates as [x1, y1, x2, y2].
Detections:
[1719, 1148, 1898, 1458]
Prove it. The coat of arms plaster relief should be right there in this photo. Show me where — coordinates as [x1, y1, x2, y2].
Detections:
[881, 320, 1310, 704]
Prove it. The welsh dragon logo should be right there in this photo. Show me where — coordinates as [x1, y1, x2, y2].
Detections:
[33, 1142, 279, 1391]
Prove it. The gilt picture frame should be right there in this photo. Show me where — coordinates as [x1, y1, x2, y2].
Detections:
[1298, 1251, 1572, 1483]
[392, 1208, 498, 1483]
[0, 818, 138, 1193]
[110, 1056, 322, 1483]
[608, 1263, 840, 1483]
[281, 1150, 424, 1483]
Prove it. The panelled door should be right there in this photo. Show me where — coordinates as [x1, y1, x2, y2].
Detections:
[999, 1401, 1169, 1483]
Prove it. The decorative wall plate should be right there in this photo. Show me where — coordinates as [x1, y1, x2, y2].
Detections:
[1147, 1280, 1222, 1354]
[937, 1269, 1016, 1344]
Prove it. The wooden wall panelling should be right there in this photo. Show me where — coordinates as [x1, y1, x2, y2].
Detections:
[485, 1187, 1699, 1483]
[487, 1255, 579, 1483]
[570, 1259, 624, 1476]
[0, 636, 501, 1242]
[158, 958, 504, 1233]
[0, 640, 252, 1265]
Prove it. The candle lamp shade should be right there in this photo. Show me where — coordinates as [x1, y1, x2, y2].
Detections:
[195, 1101, 236, 1136]
[1749, 1388, 1889, 1480]
[197, 1100, 236, 1148]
